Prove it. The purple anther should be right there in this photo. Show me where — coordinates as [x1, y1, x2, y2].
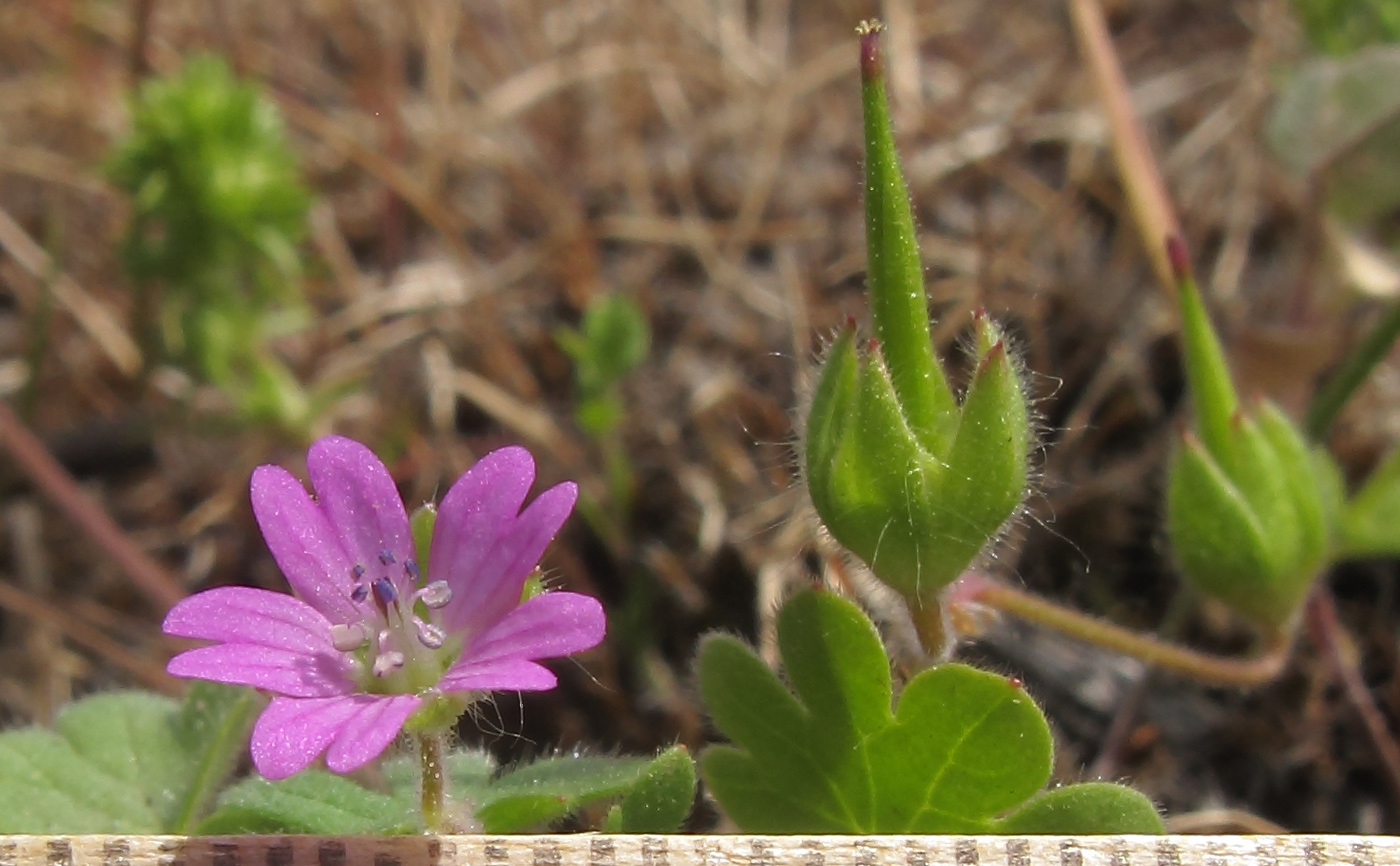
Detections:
[378, 549, 396, 566]
[371, 576, 398, 608]
[404, 560, 421, 582]
[351, 584, 369, 604]
[352, 563, 367, 578]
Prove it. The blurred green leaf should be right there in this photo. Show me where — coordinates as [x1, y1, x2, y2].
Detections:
[1268, 46, 1400, 227]
[1291, 0, 1400, 55]
[1341, 445, 1400, 557]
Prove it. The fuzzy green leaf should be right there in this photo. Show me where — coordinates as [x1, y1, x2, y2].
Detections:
[0, 729, 161, 833]
[475, 754, 652, 832]
[0, 687, 258, 834]
[995, 783, 1165, 834]
[699, 590, 1131, 834]
[197, 771, 415, 834]
[618, 746, 696, 833]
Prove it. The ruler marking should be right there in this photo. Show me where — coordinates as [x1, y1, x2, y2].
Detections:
[1111, 842, 1131, 866]
[956, 841, 980, 866]
[905, 840, 929, 866]
[0, 840, 15, 866]
[317, 841, 346, 866]
[1156, 840, 1181, 866]
[533, 841, 561, 866]
[102, 841, 131, 866]
[264, 842, 293, 866]
[1305, 840, 1326, 866]
[853, 842, 877, 866]
[640, 837, 667, 866]
[1008, 840, 1031, 866]
[485, 843, 511, 866]
[590, 838, 616, 866]
[211, 841, 239, 866]
[801, 840, 824, 866]
[1355, 842, 1376, 866]
[45, 840, 71, 866]
[1058, 841, 1081, 866]
[154, 838, 183, 866]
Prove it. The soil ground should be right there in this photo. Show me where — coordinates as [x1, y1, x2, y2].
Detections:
[3, 0, 1400, 834]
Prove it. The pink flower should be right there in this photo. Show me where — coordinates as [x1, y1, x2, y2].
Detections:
[162, 436, 605, 779]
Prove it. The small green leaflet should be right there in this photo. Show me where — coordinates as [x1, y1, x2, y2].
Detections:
[0, 683, 258, 834]
[698, 589, 1164, 834]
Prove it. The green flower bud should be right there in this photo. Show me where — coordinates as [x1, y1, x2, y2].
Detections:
[1164, 239, 1331, 630]
[805, 313, 1031, 603]
[802, 23, 1031, 605]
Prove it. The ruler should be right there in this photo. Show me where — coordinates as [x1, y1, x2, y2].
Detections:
[0, 837, 1390, 866]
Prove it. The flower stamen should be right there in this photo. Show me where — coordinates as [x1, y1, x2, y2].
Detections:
[330, 622, 371, 651]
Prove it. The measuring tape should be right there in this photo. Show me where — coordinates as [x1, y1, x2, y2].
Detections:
[0, 836, 1387, 866]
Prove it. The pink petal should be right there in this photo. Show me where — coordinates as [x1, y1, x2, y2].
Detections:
[250, 696, 363, 779]
[430, 448, 535, 621]
[325, 695, 420, 774]
[307, 436, 415, 590]
[461, 592, 605, 667]
[251, 465, 361, 622]
[436, 455, 577, 634]
[167, 644, 353, 697]
[251, 694, 419, 780]
[162, 586, 336, 654]
[438, 657, 558, 694]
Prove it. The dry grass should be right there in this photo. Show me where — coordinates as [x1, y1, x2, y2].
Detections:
[1, 0, 1398, 833]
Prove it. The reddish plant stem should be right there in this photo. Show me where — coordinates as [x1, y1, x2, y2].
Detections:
[0, 401, 184, 610]
[1305, 588, 1400, 807]
[960, 576, 1291, 687]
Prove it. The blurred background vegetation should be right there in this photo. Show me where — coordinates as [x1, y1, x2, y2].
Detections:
[5, 0, 1400, 833]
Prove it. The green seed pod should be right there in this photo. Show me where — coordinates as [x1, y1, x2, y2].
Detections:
[802, 24, 1031, 605]
[1165, 239, 1331, 631]
[805, 317, 1031, 603]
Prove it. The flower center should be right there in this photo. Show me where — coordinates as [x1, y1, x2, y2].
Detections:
[329, 549, 455, 694]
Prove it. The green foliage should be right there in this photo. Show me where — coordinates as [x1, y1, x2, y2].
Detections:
[556, 293, 651, 438]
[1291, 0, 1400, 55]
[107, 53, 314, 433]
[199, 747, 692, 834]
[0, 684, 257, 834]
[197, 771, 415, 834]
[615, 745, 696, 832]
[1166, 269, 1332, 630]
[803, 31, 1030, 605]
[1340, 446, 1400, 557]
[996, 783, 1165, 835]
[1268, 45, 1400, 230]
[698, 590, 1162, 834]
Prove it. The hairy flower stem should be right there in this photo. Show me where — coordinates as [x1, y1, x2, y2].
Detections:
[418, 731, 446, 833]
[961, 578, 1293, 687]
[908, 598, 949, 666]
